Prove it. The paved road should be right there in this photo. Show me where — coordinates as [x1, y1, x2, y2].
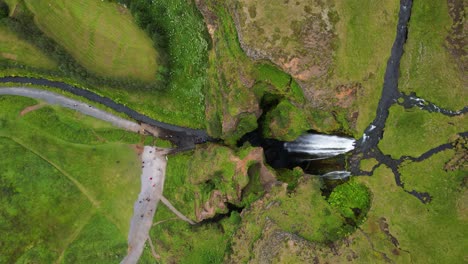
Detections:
[121, 146, 168, 264]
[0, 87, 142, 133]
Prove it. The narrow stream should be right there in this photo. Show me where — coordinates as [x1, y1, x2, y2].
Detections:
[0, 76, 211, 148]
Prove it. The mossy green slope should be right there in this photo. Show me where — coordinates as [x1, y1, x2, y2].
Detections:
[23, 0, 159, 82]
[0, 23, 56, 69]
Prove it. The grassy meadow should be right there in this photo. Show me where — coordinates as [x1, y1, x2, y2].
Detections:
[379, 105, 467, 158]
[23, 0, 159, 82]
[399, 0, 466, 110]
[332, 0, 400, 135]
[0, 95, 143, 262]
[0, 23, 56, 69]
[352, 151, 467, 263]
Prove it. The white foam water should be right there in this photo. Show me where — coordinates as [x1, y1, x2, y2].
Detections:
[284, 134, 356, 158]
[320, 171, 351, 180]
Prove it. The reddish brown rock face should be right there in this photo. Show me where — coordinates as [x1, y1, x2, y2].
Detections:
[231, 0, 337, 104]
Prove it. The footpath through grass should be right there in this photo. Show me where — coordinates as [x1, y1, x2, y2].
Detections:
[0, 95, 142, 262]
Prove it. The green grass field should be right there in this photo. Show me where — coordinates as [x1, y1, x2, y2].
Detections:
[333, 0, 399, 135]
[399, 0, 466, 110]
[20, 0, 159, 82]
[0, 23, 56, 69]
[0, 95, 142, 262]
[353, 151, 467, 263]
[379, 105, 467, 158]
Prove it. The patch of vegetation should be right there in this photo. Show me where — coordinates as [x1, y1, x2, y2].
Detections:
[22, 105, 145, 145]
[62, 214, 127, 263]
[350, 151, 467, 263]
[202, 0, 307, 143]
[359, 158, 378, 172]
[379, 105, 466, 158]
[307, 107, 341, 133]
[263, 99, 309, 141]
[0, 137, 92, 263]
[147, 205, 241, 263]
[0, 1, 8, 17]
[241, 163, 266, 206]
[328, 179, 371, 224]
[164, 142, 274, 224]
[253, 64, 305, 104]
[232, 0, 335, 86]
[399, 0, 466, 109]
[276, 167, 304, 190]
[1, 0, 208, 129]
[228, 176, 359, 263]
[120, 0, 209, 128]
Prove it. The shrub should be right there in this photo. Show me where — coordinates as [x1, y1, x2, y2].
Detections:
[328, 180, 371, 224]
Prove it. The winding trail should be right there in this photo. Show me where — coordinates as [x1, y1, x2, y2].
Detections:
[0, 86, 195, 263]
[0, 76, 211, 147]
[121, 146, 167, 264]
[0, 87, 143, 132]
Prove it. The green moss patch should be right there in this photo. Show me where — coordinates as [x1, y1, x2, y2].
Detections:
[263, 99, 310, 141]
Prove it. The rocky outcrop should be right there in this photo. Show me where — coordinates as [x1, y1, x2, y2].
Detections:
[189, 144, 278, 222]
[229, 0, 338, 108]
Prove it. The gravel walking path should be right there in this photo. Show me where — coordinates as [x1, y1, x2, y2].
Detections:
[0, 87, 142, 132]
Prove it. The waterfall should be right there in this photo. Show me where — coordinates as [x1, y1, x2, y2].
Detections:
[284, 134, 356, 159]
[320, 171, 351, 180]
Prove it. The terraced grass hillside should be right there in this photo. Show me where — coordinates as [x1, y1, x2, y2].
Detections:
[0, 95, 144, 262]
[0, 0, 210, 129]
[20, 0, 159, 82]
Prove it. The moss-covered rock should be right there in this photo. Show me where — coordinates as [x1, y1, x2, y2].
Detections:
[263, 99, 310, 141]
[328, 179, 371, 224]
[228, 176, 362, 263]
[183, 143, 278, 221]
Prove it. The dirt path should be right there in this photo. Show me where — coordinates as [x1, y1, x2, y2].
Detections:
[20, 102, 46, 116]
[121, 146, 168, 264]
[0, 87, 142, 133]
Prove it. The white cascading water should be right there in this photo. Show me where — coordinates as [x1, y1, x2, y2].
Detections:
[284, 134, 355, 159]
[320, 171, 351, 180]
